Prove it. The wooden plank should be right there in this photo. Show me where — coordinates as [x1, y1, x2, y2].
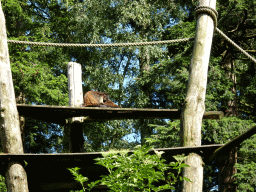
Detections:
[16, 104, 224, 125]
[0, 144, 223, 158]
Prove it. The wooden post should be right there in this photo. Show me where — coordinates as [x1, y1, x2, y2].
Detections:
[0, 1, 29, 191]
[67, 62, 84, 153]
[180, 0, 216, 191]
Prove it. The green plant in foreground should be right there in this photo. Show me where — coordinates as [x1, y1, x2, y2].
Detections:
[68, 145, 191, 191]
[67, 167, 89, 192]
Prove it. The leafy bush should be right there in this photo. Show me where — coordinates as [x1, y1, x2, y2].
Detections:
[68, 145, 190, 191]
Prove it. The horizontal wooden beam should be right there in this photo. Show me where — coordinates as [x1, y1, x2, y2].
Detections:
[0, 144, 223, 191]
[0, 144, 223, 157]
[17, 104, 224, 125]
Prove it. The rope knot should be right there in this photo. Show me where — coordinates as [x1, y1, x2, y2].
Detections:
[195, 6, 218, 30]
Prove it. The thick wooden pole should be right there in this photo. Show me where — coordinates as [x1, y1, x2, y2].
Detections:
[180, 0, 216, 191]
[0, 1, 29, 191]
[67, 62, 84, 153]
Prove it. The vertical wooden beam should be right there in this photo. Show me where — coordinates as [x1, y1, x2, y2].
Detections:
[180, 0, 216, 191]
[67, 62, 84, 153]
[0, 1, 29, 191]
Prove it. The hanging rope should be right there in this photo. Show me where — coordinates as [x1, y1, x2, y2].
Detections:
[7, 38, 194, 47]
[7, 5, 256, 64]
[216, 28, 256, 64]
[194, 5, 256, 64]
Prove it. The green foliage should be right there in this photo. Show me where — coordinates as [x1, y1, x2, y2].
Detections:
[2, 0, 256, 190]
[82, 120, 135, 152]
[206, 56, 234, 111]
[202, 117, 255, 144]
[202, 117, 256, 191]
[68, 145, 190, 191]
[146, 120, 181, 148]
[67, 167, 89, 192]
[0, 175, 7, 192]
[234, 133, 256, 191]
[23, 118, 63, 153]
[234, 162, 256, 191]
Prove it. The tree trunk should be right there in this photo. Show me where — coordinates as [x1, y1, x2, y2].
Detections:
[0, 1, 29, 191]
[138, 45, 152, 145]
[219, 50, 238, 192]
[180, 0, 216, 191]
[219, 147, 237, 192]
[223, 51, 238, 117]
[139, 46, 152, 145]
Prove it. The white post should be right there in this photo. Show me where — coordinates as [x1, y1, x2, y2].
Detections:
[67, 62, 84, 109]
[67, 62, 84, 152]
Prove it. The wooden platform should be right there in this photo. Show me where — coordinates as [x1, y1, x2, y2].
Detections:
[0, 144, 223, 191]
[17, 104, 224, 125]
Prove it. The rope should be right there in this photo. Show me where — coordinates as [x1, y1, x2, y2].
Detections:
[216, 28, 256, 64]
[195, 6, 218, 29]
[7, 38, 194, 47]
[7, 5, 255, 64]
[194, 6, 256, 64]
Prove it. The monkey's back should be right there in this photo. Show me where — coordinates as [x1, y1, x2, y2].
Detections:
[83, 90, 103, 107]
[83, 90, 119, 108]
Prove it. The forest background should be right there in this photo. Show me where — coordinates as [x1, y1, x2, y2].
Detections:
[0, 0, 256, 191]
